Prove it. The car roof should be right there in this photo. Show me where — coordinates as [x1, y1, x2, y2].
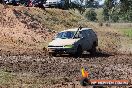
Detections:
[61, 28, 92, 32]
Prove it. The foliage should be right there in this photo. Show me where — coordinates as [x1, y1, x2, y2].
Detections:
[69, 1, 86, 14]
[103, 8, 109, 21]
[103, 0, 132, 22]
[85, 8, 97, 21]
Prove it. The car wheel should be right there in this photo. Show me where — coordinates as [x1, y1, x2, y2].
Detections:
[49, 52, 57, 57]
[89, 44, 96, 55]
[75, 45, 83, 57]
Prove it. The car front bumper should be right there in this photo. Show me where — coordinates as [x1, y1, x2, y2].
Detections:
[48, 47, 76, 54]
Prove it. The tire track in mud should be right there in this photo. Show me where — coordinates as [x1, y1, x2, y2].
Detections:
[0, 54, 131, 86]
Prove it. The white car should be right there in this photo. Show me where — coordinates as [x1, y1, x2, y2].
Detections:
[48, 27, 98, 57]
[43, 0, 65, 8]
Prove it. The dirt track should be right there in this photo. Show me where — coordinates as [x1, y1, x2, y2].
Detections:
[0, 53, 131, 88]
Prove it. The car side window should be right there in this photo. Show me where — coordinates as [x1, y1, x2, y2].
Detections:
[82, 30, 88, 37]
[89, 29, 96, 36]
[82, 30, 89, 37]
[86, 30, 91, 36]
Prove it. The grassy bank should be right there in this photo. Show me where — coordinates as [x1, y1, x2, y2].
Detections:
[123, 28, 132, 38]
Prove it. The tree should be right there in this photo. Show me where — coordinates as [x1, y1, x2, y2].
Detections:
[119, 0, 132, 22]
[103, 0, 132, 22]
[103, 0, 118, 22]
[69, 1, 86, 14]
[120, 0, 132, 12]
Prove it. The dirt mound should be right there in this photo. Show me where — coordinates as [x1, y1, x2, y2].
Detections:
[0, 4, 87, 55]
[0, 4, 131, 55]
[0, 5, 55, 55]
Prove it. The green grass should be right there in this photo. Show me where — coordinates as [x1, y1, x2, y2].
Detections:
[0, 70, 14, 85]
[123, 28, 132, 37]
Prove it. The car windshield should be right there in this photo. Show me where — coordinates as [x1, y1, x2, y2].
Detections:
[56, 31, 75, 39]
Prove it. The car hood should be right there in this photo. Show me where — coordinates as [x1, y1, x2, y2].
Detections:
[49, 38, 79, 46]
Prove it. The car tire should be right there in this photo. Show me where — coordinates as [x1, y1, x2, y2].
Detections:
[89, 43, 96, 55]
[75, 45, 83, 57]
[49, 52, 57, 57]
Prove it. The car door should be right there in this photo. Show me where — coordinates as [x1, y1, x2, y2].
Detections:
[82, 30, 93, 50]
[81, 30, 90, 50]
[74, 31, 84, 49]
[86, 30, 93, 49]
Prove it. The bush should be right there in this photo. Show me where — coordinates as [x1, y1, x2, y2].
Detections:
[85, 9, 97, 21]
[111, 11, 119, 22]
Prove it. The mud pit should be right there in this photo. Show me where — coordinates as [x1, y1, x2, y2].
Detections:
[0, 53, 131, 88]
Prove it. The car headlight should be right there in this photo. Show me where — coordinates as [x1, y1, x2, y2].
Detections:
[64, 45, 74, 48]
